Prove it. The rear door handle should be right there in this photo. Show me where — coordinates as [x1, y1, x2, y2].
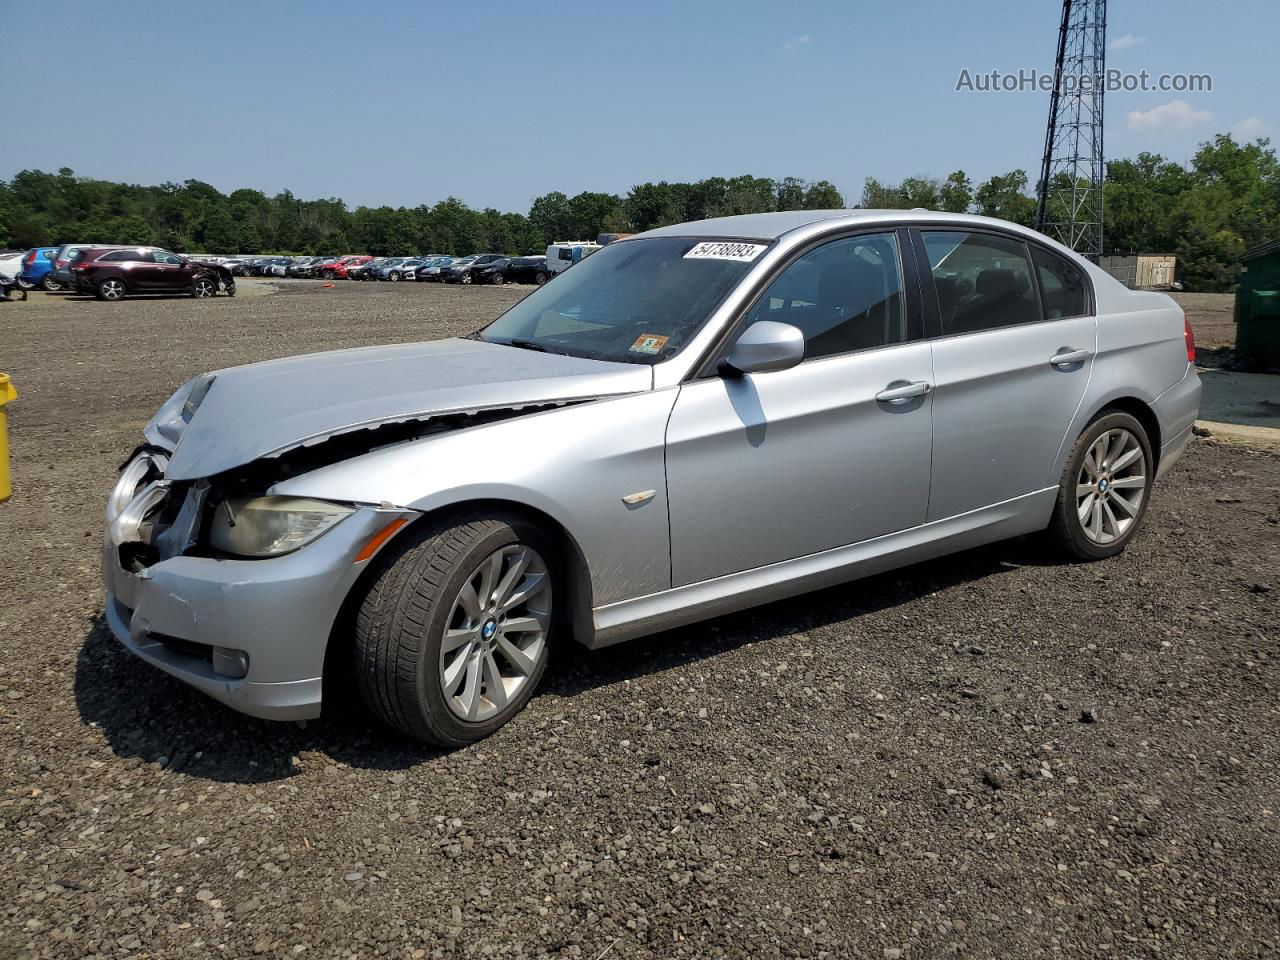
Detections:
[875, 380, 931, 403]
[1050, 348, 1093, 367]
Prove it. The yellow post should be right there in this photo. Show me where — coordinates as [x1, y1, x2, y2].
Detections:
[0, 373, 16, 503]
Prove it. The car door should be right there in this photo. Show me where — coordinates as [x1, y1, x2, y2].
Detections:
[915, 228, 1097, 521]
[119, 249, 163, 291]
[665, 229, 935, 586]
[140, 250, 189, 291]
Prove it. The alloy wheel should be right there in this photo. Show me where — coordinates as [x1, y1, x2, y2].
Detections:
[1075, 427, 1146, 544]
[439, 544, 551, 722]
[192, 278, 216, 298]
[100, 279, 125, 301]
[42, 277, 63, 292]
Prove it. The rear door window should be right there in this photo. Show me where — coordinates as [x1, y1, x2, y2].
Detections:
[922, 231, 1040, 335]
[1031, 246, 1090, 319]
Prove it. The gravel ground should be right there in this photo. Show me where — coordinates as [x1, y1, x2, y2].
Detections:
[2, 280, 1278, 959]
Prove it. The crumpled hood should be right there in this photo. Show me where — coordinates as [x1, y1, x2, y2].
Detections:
[159, 338, 652, 480]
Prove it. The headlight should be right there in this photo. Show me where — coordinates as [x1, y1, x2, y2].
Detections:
[107, 450, 169, 522]
[209, 496, 353, 558]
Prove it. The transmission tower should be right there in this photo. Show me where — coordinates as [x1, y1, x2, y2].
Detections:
[1035, 0, 1107, 260]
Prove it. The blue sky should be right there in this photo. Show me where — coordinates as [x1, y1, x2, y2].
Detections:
[1, 0, 1271, 213]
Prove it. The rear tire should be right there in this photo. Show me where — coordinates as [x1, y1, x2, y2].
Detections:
[1046, 411, 1153, 561]
[353, 512, 555, 745]
[16, 277, 33, 291]
[41, 276, 64, 292]
[534, 271, 548, 285]
[96, 277, 127, 302]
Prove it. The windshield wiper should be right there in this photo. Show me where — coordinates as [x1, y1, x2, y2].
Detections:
[506, 338, 549, 353]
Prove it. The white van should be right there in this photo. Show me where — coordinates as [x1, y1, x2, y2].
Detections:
[545, 241, 602, 275]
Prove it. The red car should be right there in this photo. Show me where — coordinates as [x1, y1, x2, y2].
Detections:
[69, 246, 234, 301]
[321, 255, 373, 280]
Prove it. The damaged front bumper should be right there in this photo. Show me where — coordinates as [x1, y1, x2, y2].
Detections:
[101, 504, 412, 721]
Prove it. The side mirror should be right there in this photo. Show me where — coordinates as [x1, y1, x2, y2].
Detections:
[720, 321, 805, 376]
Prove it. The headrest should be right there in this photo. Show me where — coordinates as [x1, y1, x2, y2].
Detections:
[975, 269, 1024, 297]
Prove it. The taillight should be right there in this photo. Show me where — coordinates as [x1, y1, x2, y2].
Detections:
[72, 262, 91, 271]
[24, 250, 35, 266]
[1184, 317, 1196, 363]
[56, 259, 67, 268]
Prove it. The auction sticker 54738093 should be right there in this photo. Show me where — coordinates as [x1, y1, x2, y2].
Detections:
[683, 241, 768, 262]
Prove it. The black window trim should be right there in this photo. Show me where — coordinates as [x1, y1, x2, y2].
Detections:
[689, 225, 925, 380]
[910, 223, 1095, 343]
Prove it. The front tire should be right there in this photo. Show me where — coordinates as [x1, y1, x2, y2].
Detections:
[389, 271, 401, 282]
[353, 512, 555, 745]
[534, 271, 548, 285]
[192, 277, 217, 298]
[41, 276, 64, 292]
[491, 273, 505, 285]
[1046, 411, 1153, 561]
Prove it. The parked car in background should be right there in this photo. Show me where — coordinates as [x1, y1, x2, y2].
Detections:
[441, 254, 504, 283]
[474, 256, 550, 285]
[97, 210, 1201, 744]
[70, 246, 235, 300]
[369, 258, 405, 280]
[48, 244, 133, 290]
[292, 256, 338, 279]
[413, 256, 455, 281]
[17, 247, 60, 291]
[347, 257, 387, 281]
[319, 256, 372, 280]
[0, 251, 26, 285]
[546, 241, 601, 275]
[378, 258, 427, 281]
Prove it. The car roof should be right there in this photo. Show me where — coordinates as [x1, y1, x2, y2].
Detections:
[634, 209, 1049, 242]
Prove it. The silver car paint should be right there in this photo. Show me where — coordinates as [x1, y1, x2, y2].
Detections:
[161, 338, 653, 480]
[665, 341, 935, 584]
[103, 210, 1200, 721]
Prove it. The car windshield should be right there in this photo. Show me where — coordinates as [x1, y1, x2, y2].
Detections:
[477, 236, 766, 365]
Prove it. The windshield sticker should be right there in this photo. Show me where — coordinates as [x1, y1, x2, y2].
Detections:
[683, 241, 768, 262]
[629, 334, 670, 355]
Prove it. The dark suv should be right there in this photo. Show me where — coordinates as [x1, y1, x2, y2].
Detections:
[70, 247, 235, 301]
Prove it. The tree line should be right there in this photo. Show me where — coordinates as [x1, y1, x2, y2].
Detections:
[2, 132, 1276, 291]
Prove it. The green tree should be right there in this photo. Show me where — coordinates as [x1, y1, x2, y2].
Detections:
[974, 170, 1036, 225]
[939, 171, 973, 213]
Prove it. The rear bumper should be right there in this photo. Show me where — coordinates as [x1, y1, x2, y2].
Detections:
[1153, 363, 1202, 479]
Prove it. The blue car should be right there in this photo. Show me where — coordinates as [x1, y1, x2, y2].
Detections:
[18, 247, 60, 291]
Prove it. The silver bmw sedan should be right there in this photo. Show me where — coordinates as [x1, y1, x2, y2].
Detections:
[102, 210, 1201, 744]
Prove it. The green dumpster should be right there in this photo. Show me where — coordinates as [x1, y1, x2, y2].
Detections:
[1236, 239, 1280, 369]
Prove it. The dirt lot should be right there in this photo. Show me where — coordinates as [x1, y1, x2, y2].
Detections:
[2, 281, 1278, 959]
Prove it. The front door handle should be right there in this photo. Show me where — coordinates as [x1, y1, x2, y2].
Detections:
[875, 380, 931, 404]
[1050, 348, 1093, 367]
